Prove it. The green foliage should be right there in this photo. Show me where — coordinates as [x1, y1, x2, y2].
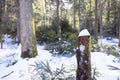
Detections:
[61, 18, 73, 33]
[31, 61, 72, 80]
[45, 34, 77, 55]
[105, 45, 120, 57]
[31, 61, 101, 80]
[36, 26, 58, 43]
[36, 18, 78, 55]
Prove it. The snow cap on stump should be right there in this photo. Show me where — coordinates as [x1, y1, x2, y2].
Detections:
[78, 29, 90, 37]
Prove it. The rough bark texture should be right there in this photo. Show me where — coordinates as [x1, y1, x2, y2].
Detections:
[76, 36, 91, 80]
[19, 0, 38, 58]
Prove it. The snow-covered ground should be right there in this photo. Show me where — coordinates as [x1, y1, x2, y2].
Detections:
[0, 35, 120, 80]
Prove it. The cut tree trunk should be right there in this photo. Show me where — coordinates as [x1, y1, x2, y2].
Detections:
[76, 29, 91, 80]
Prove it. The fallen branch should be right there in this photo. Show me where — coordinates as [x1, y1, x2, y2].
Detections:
[1, 71, 14, 79]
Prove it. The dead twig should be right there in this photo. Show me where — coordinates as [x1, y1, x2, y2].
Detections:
[1, 71, 14, 79]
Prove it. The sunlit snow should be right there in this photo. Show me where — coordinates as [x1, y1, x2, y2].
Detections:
[0, 35, 120, 80]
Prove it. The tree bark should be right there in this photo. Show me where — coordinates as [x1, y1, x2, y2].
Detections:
[76, 29, 91, 80]
[76, 36, 91, 80]
[0, 0, 5, 49]
[0, 0, 2, 49]
[99, 0, 103, 47]
[95, 0, 98, 41]
[118, 23, 120, 47]
[56, 0, 61, 37]
[78, 0, 81, 31]
[73, 0, 76, 32]
[118, 6, 120, 47]
[19, 0, 38, 58]
[15, 0, 20, 45]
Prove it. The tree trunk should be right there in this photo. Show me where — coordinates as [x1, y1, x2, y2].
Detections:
[0, 0, 2, 49]
[95, 0, 98, 41]
[99, 0, 103, 47]
[56, 0, 61, 38]
[0, 0, 5, 49]
[106, 0, 110, 37]
[118, 6, 120, 47]
[19, 0, 38, 58]
[118, 23, 120, 47]
[78, 0, 81, 31]
[76, 29, 91, 80]
[73, 0, 76, 32]
[15, 0, 20, 45]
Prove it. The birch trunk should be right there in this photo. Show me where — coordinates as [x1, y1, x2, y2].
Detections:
[19, 0, 38, 58]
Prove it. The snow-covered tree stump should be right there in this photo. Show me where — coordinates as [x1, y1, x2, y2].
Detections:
[76, 29, 91, 80]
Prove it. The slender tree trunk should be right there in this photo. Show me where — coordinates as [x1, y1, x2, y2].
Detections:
[0, 0, 5, 49]
[118, 22, 120, 47]
[95, 0, 98, 41]
[56, 0, 61, 38]
[89, 0, 92, 31]
[118, 6, 120, 47]
[78, 0, 81, 31]
[99, 0, 103, 47]
[42, 0, 46, 28]
[0, 0, 2, 49]
[106, 0, 110, 37]
[19, 0, 38, 58]
[48, 0, 52, 27]
[73, 0, 76, 32]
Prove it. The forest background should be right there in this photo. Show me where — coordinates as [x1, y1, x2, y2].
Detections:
[0, 0, 120, 56]
[0, 0, 120, 79]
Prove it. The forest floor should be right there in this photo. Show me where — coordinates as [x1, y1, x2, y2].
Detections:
[0, 35, 120, 80]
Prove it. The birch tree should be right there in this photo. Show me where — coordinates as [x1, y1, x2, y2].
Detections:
[19, 0, 38, 58]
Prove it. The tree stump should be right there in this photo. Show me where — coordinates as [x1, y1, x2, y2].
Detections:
[76, 29, 91, 80]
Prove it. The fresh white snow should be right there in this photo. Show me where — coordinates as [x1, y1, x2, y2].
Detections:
[78, 29, 90, 37]
[0, 35, 120, 80]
